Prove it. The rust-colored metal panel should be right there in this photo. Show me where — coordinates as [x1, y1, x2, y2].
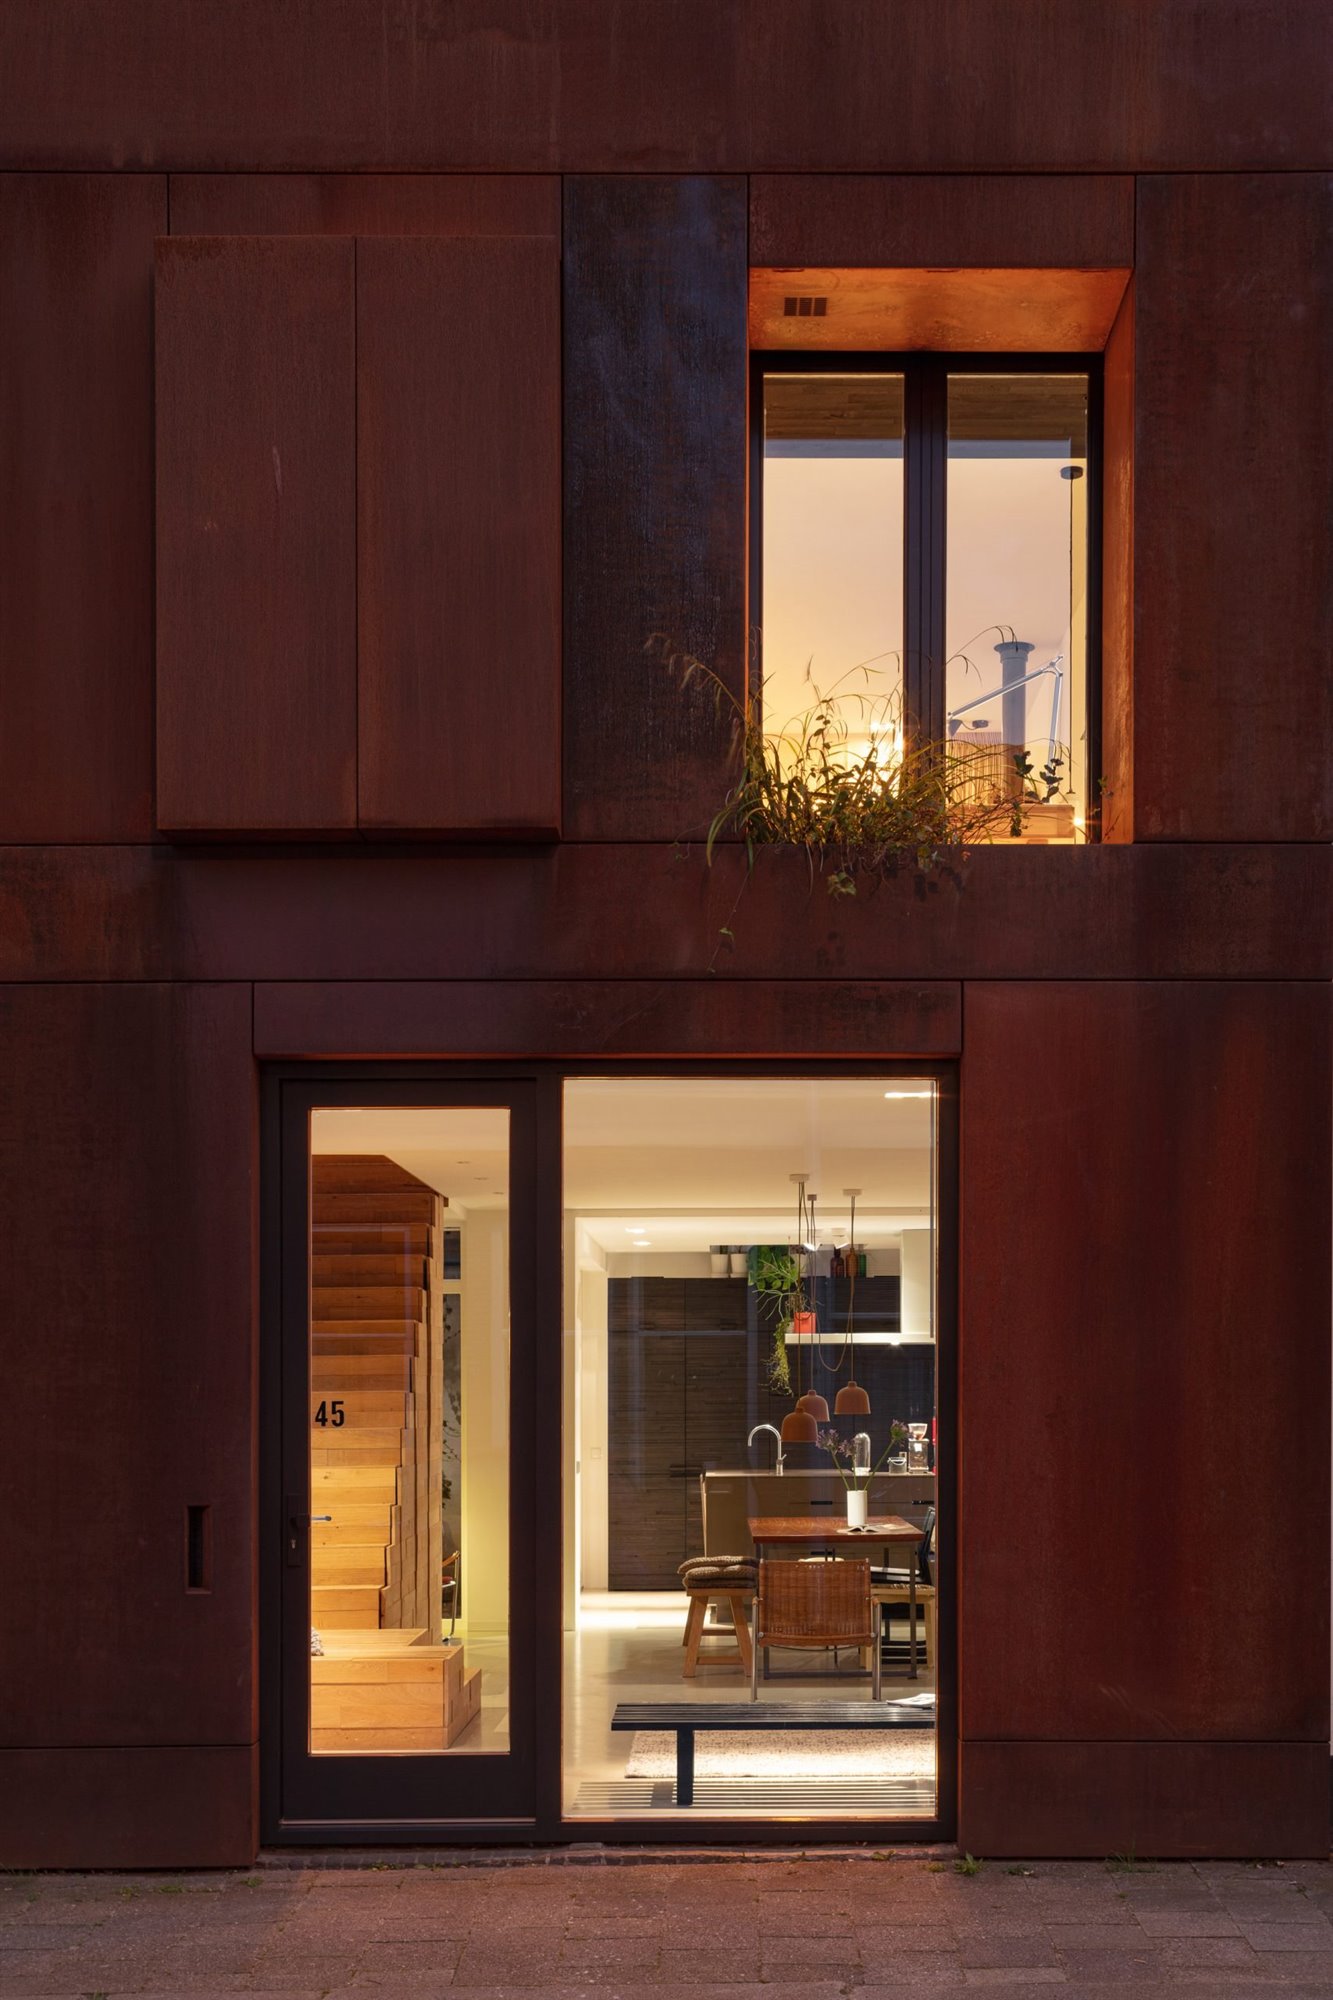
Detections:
[170, 173, 559, 238]
[155, 235, 356, 833]
[0, 985, 256, 1749]
[749, 265, 1129, 352]
[252, 979, 962, 1056]
[960, 982, 1331, 1744]
[564, 176, 747, 840]
[1, 4, 1328, 173]
[751, 176, 1134, 268]
[1100, 281, 1134, 841]
[0, 173, 162, 841]
[356, 236, 560, 834]
[1, 843, 1329, 986]
[960, 1742, 1330, 1860]
[1133, 174, 1332, 840]
[0, 1747, 257, 1868]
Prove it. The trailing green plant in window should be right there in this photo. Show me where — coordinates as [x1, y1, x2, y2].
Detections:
[649, 633, 1063, 893]
[748, 1243, 802, 1394]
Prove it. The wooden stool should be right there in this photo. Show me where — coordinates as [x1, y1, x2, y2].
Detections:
[866, 1583, 936, 1673]
[682, 1585, 754, 1678]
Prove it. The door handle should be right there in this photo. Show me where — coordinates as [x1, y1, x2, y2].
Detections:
[285, 1498, 332, 1568]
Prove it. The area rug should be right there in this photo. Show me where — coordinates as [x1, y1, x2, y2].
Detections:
[625, 1727, 935, 1780]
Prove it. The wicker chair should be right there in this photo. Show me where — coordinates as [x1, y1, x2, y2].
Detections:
[751, 1557, 881, 1701]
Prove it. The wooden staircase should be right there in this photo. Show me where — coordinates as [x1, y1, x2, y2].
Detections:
[310, 1156, 445, 1634]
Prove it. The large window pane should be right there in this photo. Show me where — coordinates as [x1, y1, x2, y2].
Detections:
[762, 374, 905, 750]
[946, 374, 1090, 840]
[307, 1107, 510, 1755]
[562, 1076, 940, 1822]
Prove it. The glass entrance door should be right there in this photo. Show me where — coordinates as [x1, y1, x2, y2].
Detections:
[269, 1077, 541, 1834]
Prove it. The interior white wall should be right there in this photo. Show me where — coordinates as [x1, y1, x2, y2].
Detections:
[607, 1251, 713, 1278]
[460, 1207, 510, 1638]
[574, 1224, 609, 1597]
[899, 1228, 934, 1338]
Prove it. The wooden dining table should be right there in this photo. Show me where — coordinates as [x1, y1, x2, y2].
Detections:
[748, 1513, 925, 1680]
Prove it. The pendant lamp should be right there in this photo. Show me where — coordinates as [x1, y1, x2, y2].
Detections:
[794, 1187, 829, 1422]
[834, 1187, 872, 1417]
[780, 1405, 819, 1444]
[780, 1172, 823, 1440]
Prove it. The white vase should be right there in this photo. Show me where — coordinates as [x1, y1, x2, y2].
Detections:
[729, 1251, 748, 1276]
[846, 1486, 868, 1530]
[709, 1249, 729, 1275]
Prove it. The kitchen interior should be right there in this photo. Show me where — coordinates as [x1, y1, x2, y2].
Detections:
[563, 1076, 940, 1819]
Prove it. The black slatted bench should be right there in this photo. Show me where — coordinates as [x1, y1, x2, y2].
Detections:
[611, 1699, 935, 1806]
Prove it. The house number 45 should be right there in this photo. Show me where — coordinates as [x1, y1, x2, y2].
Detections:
[313, 1400, 346, 1428]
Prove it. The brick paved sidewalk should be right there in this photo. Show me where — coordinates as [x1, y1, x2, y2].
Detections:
[3, 1852, 1333, 1996]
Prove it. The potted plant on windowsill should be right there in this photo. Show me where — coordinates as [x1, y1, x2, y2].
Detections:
[647, 633, 1085, 958]
[818, 1422, 910, 1529]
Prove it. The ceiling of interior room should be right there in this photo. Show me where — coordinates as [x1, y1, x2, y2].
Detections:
[310, 1079, 935, 1239]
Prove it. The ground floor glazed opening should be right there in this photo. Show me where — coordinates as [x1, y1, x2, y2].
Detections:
[561, 1075, 946, 1822]
[265, 1063, 955, 1843]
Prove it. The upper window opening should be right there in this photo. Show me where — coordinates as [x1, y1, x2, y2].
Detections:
[758, 358, 1095, 844]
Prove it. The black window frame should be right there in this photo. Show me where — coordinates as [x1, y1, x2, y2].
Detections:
[749, 350, 1104, 829]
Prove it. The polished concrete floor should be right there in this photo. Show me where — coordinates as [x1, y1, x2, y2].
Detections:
[4, 1854, 1333, 1995]
[562, 1599, 938, 1821]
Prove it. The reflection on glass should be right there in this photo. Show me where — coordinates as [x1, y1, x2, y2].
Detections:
[562, 1076, 939, 1820]
[763, 375, 905, 753]
[946, 374, 1089, 841]
[307, 1107, 510, 1755]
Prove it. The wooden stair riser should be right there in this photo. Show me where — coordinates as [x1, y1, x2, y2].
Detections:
[312, 1726, 447, 1751]
[313, 1470, 399, 1500]
[312, 1287, 426, 1320]
[313, 1190, 437, 1225]
[312, 1586, 381, 1628]
[309, 1645, 480, 1749]
[312, 1319, 419, 1341]
[313, 1336, 417, 1363]
[312, 1255, 429, 1288]
[312, 1551, 386, 1585]
[313, 1344, 415, 1367]
[312, 1360, 414, 1390]
[312, 1445, 404, 1471]
[313, 1223, 434, 1255]
[310, 1390, 410, 1421]
[312, 1504, 392, 1536]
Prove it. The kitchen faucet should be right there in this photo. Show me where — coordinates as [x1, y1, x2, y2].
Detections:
[747, 1422, 785, 1474]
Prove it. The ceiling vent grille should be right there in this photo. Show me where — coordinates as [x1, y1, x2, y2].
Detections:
[783, 295, 828, 317]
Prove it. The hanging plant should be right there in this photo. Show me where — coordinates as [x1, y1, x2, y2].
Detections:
[748, 1244, 801, 1395]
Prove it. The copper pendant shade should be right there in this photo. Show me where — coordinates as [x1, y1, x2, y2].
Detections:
[796, 1390, 830, 1422]
[779, 1406, 819, 1444]
[834, 1379, 871, 1416]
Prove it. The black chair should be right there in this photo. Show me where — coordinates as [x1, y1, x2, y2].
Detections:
[442, 1548, 460, 1638]
[870, 1505, 934, 1589]
[871, 1508, 935, 1671]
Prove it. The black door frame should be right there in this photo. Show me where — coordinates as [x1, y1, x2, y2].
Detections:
[261, 1058, 958, 1846]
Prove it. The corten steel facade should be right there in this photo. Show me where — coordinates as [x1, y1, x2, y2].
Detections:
[0, 2, 1330, 1867]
